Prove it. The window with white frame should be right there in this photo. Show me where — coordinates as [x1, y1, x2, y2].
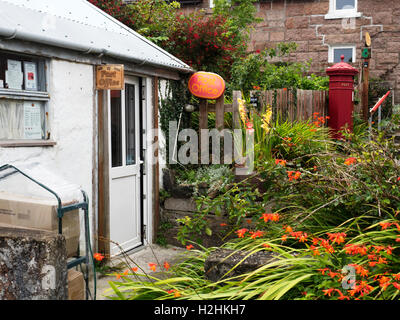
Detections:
[328, 45, 356, 63]
[0, 52, 49, 142]
[325, 0, 361, 19]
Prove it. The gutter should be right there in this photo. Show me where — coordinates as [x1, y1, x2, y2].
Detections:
[0, 26, 193, 74]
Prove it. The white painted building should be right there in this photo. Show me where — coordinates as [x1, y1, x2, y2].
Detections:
[0, 0, 192, 256]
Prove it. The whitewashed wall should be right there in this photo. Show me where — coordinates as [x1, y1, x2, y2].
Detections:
[0, 59, 95, 248]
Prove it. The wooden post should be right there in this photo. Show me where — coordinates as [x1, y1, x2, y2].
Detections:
[215, 94, 225, 130]
[152, 77, 160, 243]
[232, 91, 242, 166]
[97, 89, 110, 257]
[362, 59, 370, 121]
[199, 99, 208, 164]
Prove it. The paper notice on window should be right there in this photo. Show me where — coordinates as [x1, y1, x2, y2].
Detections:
[24, 102, 42, 139]
[6, 60, 23, 90]
[24, 61, 38, 91]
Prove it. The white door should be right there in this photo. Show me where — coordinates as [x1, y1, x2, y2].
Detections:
[108, 77, 142, 256]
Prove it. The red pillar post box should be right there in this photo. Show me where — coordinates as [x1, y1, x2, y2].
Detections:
[326, 55, 358, 137]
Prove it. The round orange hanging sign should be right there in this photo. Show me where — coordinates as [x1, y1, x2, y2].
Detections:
[188, 71, 225, 99]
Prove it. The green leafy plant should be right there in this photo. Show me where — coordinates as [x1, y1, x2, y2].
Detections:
[228, 43, 329, 98]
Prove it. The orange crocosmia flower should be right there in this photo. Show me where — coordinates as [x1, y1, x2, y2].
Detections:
[372, 245, 385, 253]
[246, 219, 252, 224]
[275, 159, 287, 167]
[93, 253, 105, 262]
[378, 257, 388, 265]
[386, 246, 393, 255]
[392, 282, 400, 290]
[115, 273, 121, 280]
[131, 267, 138, 272]
[317, 268, 330, 275]
[312, 237, 320, 245]
[164, 261, 170, 271]
[262, 243, 271, 248]
[396, 236, 400, 243]
[281, 234, 288, 242]
[249, 230, 264, 239]
[123, 269, 129, 276]
[310, 245, 320, 256]
[148, 263, 157, 272]
[350, 264, 369, 278]
[327, 232, 346, 244]
[236, 228, 248, 238]
[344, 157, 357, 165]
[379, 222, 392, 230]
[393, 273, 400, 281]
[283, 225, 293, 233]
[260, 213, 280, 223]
[220, 223, 227, 227]
[322, 288, 335, 297]
[186, 244, 194, 250]
[299, 232, 308, 243]
[378, 276, 391, 291]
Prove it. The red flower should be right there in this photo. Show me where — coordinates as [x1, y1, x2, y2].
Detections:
[379, 222, 392, 230]
[287, 171, 301, 181]
[164, 261, 170, 271]
[260, 213, 280, 222]
[322, 288, 335, 297]
[186, 244, 194, 250]
[326, 232, 346, 244]
[275, 159, 287, 167]
[93, 253, 105, 262]
[392, 282, 400, 290]
[236, 228, 248, 238]
[344, 157, 357, 165]
[249, 230, 264, 239]
[149, 263, 157, 272]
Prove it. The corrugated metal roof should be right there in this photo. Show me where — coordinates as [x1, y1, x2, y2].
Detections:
[0, 0, 193, 72]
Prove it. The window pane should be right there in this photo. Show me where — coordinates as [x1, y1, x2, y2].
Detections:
[125, 84, 136, 166]
[334, 48, 353, 63]
[111, 90, 123, 167]
[0, 99, 44, 140]
[336, 0, 355, 10]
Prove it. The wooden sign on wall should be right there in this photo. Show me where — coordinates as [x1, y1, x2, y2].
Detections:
[96, 64, 124, 90]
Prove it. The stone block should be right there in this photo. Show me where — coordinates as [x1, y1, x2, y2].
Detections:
[286, 29, 318, 41]
[304, 2, 329, 15]
[269, 31, 285, 42]
[164, 198, 197, 212]
[204, 249, 279, 282]
[0, 227, 67, 300]
[373, 11, 393, 25]
[377, 53, 399, 65]
[286, 16, 310, 29]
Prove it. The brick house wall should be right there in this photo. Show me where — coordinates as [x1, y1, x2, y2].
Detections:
[178, 0, 400, 103]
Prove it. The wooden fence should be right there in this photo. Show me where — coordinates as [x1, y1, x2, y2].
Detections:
[249, 89, 329, 122]
[200, 89, 329, 132]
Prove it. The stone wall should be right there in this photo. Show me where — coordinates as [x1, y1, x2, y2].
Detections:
[180, 0, 400, 103]
[0, 227, 68, 300]
[160, 197, 235, 248]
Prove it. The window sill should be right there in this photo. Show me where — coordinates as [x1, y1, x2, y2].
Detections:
[0, 89, 50, 101]
[0, 140, 57, 147]
[324, 11, 362, 20]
